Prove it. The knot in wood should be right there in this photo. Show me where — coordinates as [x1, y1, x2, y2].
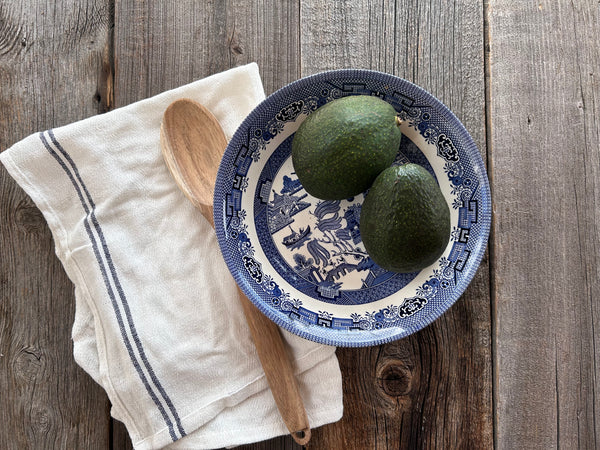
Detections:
[14, 199, 45, 234]
[29, 405, 51, 434]
[377, 362, 412, 397]
[13, 346, 45, 383]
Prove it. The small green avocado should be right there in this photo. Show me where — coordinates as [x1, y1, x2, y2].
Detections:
[360, 163, 450, 273]
[291, 95, 401, 200]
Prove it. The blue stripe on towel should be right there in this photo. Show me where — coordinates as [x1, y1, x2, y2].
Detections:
[40, 130, 186, 442]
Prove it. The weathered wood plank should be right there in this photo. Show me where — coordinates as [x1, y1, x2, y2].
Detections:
[301, 1, 493, 448]
[113, 0, 300, 108]
[112, 1, 301, 448]
[0, 1, 113, 448]
[112, 420, 134, 450]
[489, 1, 600, 448]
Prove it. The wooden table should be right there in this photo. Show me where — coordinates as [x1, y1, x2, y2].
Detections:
[1, 1, 598, 449]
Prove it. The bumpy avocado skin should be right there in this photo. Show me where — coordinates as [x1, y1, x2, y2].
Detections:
[360, 163, 451, 273]
[291, 95, 401, 200]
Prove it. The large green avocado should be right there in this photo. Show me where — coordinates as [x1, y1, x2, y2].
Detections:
[360, 163, 450, 273]
[291, 95, 401, 200]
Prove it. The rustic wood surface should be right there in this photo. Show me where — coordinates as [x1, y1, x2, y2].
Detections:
[0, 1, 113, 449]
[490, 2, 600, 448]
[0, 1, 598, 449]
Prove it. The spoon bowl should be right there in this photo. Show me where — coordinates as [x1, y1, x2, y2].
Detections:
[160, 99, 226, 226]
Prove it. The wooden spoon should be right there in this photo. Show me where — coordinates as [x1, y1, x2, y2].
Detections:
[160, 98, 311, 445]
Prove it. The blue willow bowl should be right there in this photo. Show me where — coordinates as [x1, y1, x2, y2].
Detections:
[213, 69, 491, 347]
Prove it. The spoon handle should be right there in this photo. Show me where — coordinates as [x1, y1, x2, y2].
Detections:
[205, 204, 310, 444]
[235, 285, 311, 445]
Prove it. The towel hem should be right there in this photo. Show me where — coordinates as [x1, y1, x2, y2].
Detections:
[128, 344, 337, 448]
[162, 404, 343, 450]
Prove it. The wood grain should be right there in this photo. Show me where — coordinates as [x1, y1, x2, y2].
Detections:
[112, 1, 303, 448]
[0, 0, 113, 448]
[301, 1, 493, 448]
[160, 99, 229, 223]
[2, 1, 493, 449]
[7, 1, 599, 449]
[489, 1, 600, 448]
[113, 0, 300, 107]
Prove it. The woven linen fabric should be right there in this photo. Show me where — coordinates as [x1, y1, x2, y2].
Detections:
[0, 63, 343, 449]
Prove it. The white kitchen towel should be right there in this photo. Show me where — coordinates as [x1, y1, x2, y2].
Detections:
[0, 63, 343, 449]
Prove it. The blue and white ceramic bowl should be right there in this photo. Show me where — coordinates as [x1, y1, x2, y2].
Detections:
[214, 69, 491, 347]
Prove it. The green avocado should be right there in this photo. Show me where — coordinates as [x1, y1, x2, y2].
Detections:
[291, 95, 401, 200]
[360, 163, 451, 273]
